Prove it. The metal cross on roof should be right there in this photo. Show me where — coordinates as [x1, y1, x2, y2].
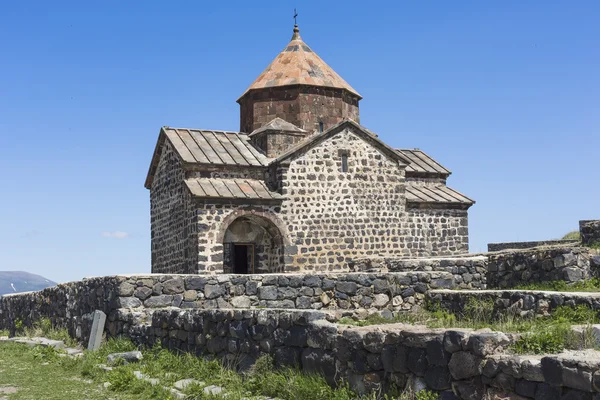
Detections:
[294, 8, 298, 25]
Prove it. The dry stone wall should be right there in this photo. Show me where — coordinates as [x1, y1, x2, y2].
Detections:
[428, 289, 600, 319]
[0, 269, 480, 342]
[488, 239, 579, 252]
[581, 220, 600, 247]
[487, 246, 591, 288]
[351, 255, 487, 289]
[111, 307, 600, 399]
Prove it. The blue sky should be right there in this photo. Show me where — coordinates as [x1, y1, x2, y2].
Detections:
[1, 1, 598, 283]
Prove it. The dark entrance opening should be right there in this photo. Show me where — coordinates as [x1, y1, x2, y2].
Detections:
[233, 244, 254, 274]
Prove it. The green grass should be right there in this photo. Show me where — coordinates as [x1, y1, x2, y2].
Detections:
[0, 341, 143, 399]
[562, 231, 581, 240]
[587, 241, 600, 250]
[338, 300, 600, 355]
[513, 278, 600, 292]
[22, 318, 79, 348]
[0, 335, 445, 400]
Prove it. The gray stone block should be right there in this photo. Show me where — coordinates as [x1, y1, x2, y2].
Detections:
[448, 351, 482, 380]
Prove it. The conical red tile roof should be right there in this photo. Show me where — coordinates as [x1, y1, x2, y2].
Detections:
[239, 25, 361, 100]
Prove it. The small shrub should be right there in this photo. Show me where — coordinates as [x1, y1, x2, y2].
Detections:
[552, 305, 600, 324]
[14, 318, 23, 333]
[512, 323, 571, 354]
[415, 390, 439, 400]
[32, 345, 61, 362]
[587, 241, 600, 250]
[513, 279, 600, 292]
[397, 389, 439, 400]
[562, 231, 581, 240]
[107, 368, 136, 392]
[462, 297, 495, 323]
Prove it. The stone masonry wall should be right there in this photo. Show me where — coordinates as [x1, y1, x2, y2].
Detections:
[113, 307, 600, 399]
[275, 128, 409, 271]
[0, 276, 122, 342]
[580, 220, 600, 247]
[429, 289, 600, 319]
[0, 268, 486, 341]
[487, 246, 591, 289]
[194, 204, 284, 273]
[488, 239, 579, 252]
[406, 208, 469, 256]
[351, 255, 487, 289]
[150, 141, 197, 274]
[238, 85, 360, 134]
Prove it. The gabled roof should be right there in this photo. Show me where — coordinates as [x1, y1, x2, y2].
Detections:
[249, 118, 307, 137]
[271, 119, 410, 166]
[145, 127, 271, 189]
[238, 25, 361, 101]
[185, 178, 284, 201]
[405, 184, 475, 206]
[398, 149, 451, 177]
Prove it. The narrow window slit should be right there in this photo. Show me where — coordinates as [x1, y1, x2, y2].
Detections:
[342, 153, 348, 172]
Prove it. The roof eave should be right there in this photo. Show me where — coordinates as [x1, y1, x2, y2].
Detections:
[407, 201, 474, 210]
[144, 127, 170, 190]
[236, 84, 362, 103]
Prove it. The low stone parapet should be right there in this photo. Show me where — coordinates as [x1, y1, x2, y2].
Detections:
[487, 239, 579, 252]
[0, 271, 462, 342]
[350, 256, 487, 289]
[428, 289, 600, 318]
[581, 220, 600, 247]
[110, 307, 600, 399]
[113, 271, 456, 313]
[487, 246, 591, 289]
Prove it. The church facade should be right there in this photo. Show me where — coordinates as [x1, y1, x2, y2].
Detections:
[145, 24, 474, 275]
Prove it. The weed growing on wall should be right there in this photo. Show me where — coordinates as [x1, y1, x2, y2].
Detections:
[338, 303, 600, 355]
[561, 231, 581, 240]
[513, 278, 600, 292]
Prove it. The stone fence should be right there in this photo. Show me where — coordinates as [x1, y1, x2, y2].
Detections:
[428, 289, 600, 319]
[581, 220, 600, 247]
[111, 307, 600, 399]
[350, 256, 487, 289]
[487, 246, 592, 289]
[355, 245, 596, 289]
[0, 271, 475, 341]
[487, 240, 579, 252]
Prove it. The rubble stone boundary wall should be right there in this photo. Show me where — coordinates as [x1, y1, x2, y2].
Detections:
[487, 246, 592, 289]
[487, 240, 579, 252]
[351, 256, 487, 289]
[0, 269, 479, 341]
[353, 246, 594, 289]
[581, 220, 600, 247]
[112, 307, 600, 400]
[428, 289, 600, 319]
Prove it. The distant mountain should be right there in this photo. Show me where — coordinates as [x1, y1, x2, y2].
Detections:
[0, 271, 57, 295]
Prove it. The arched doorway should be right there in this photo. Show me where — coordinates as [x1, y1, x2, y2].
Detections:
[222, 215, 284, 274]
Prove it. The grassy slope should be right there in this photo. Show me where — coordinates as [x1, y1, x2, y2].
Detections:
[0, 342, 138, 400]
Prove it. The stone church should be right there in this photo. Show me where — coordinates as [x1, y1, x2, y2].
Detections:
[145, 24, 474, 275]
